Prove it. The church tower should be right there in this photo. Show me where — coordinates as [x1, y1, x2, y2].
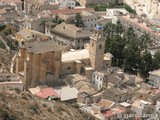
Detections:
[89, 26, 105, 69]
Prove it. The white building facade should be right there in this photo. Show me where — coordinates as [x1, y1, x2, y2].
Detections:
[92, 71, 105, 91]
[81, 11, 97, 31]
[58, 0, 76, 9]
[156, 100, 160, 113]
[149, 69, 160, 89]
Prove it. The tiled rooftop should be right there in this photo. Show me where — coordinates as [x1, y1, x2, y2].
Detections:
[50, 8, 95, 15]
[51, 22, 91, 39]
[23, 39, 63, 53]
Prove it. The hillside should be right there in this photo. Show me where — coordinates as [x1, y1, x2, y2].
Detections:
[0, 88, 89, 120]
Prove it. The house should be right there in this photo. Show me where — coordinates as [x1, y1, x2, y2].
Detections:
[92, 71, 106, 91]
[81, 10, 97, 31]
[106, 8, 129, 23]
[58, 0, 76, 9]
[29, 85, 60, 99]
[103, 87, 130, 103]
[149, 69, 160, 89]
[97, 18, 112, 26]
[77, 92, 92, 104]
[14, 11, 53, 32]
[0, 9, 19, 24]
[0, 73, 23, 90]
[92, 67, 139, 92]
[0, 0, 22, 12]
[136, 84, 160, 103]
[22, 17, 48, 33]
[156, 99, 160, 113]
[54, 85, 79, 102]
[131, 99, 154, 119]
[77, 0, 123, 6]
[65, 74, 96, 95]
[14, 17, 27, 32]
[50, 22, 92, 49]
[52, 10, 97, 31]
[14, 29, 50, 44]
[23, 0, 59, 15]
[45, 21, 57, 36]
[95, 98, 115, 111]
[50, 8, 95, 15]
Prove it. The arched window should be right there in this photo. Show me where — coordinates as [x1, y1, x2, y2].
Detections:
[99, 44, 101, 49]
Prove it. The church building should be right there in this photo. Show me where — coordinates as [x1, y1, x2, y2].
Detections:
[11, 26, 113, 90]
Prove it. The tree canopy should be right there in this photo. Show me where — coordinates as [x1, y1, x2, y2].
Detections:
[74, 13, 84, 28]
[104, 21, 160, 80]
[52, 15, 64, 24]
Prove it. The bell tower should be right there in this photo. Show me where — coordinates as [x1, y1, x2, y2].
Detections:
[89, 26, 105, 69]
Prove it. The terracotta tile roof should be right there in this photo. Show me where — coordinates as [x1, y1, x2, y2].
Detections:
[97, 99, 115, 109]
[35, 87, 60, 99]
[101, 110, 113, 118]
[50, 8, 95, 15]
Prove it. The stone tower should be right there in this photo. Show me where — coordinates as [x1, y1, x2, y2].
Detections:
[89, 26, 105, 69]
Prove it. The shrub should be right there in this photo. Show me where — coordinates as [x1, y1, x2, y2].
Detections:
[42, 103, 47, 108]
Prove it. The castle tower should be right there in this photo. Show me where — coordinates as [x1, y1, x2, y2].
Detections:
[89, 26, 105, 69]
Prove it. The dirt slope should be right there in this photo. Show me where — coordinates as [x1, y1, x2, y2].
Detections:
[0, 89, 87, 120]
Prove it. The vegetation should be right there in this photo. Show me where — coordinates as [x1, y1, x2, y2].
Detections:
[52, 15, 64, 24]
[0, 24, 6, 31]
[74, 13, 84, 28]
[75, 1, 81, 6]
[87, 3, 136, 14]
[40, 20, 47, 26]
[104, 21, 160, 80]
[0, 40, 5, 49]
[2, 25, 15, 36]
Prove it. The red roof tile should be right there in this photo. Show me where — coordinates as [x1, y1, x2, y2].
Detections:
[50, 8, 95, 15]
[102, 110, 113, 118]
[35, 87, 60, 99]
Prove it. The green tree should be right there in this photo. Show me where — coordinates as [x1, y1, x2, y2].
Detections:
[139, 51, 153, 79]
[2, 25, 14, 36]
[74, 13, 84, 28]
[103, 21, 158, 78]
[153, 51, 160, 69]
[52, 15, 64, 24]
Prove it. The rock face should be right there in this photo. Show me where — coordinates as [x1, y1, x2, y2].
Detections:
[0, 49, 14, 73]
[0, 88, 85, 120]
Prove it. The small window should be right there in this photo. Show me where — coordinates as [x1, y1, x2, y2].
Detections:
[93, 80, 95, 85]
[92, 43, 94, 47]
[78, 40, 80, 43]
[99, 44, 101, 49]
[106, 64, 108, 66]
[94, 75, 95, 78]
[97, 76, 98, 79]
[67, 67, 71, 70]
